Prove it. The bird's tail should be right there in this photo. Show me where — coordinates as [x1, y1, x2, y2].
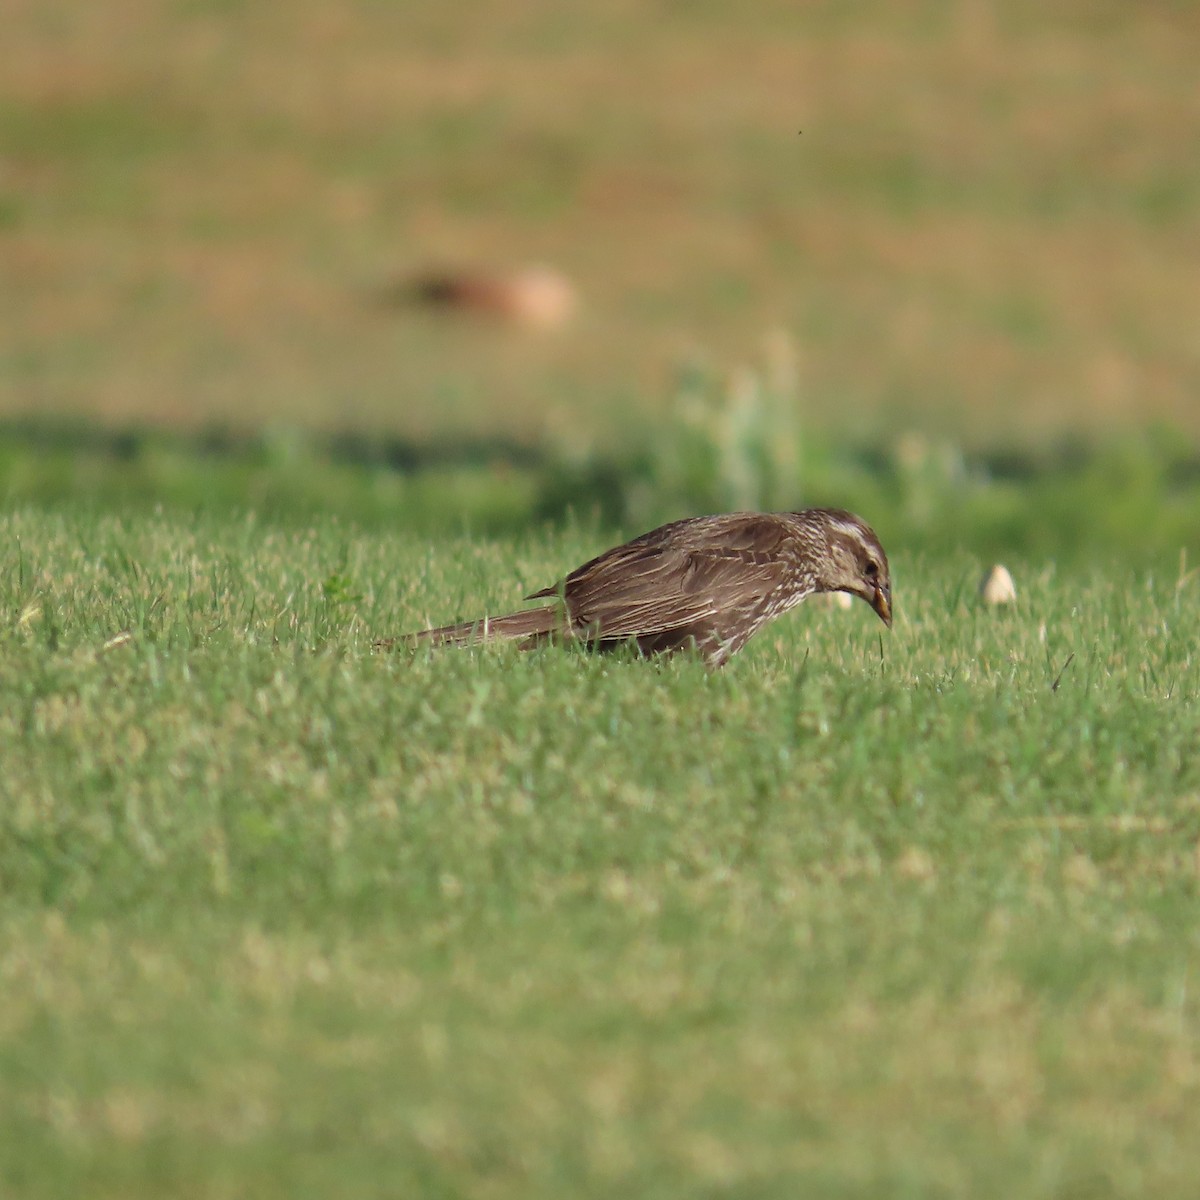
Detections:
[374, 605, 563, 652]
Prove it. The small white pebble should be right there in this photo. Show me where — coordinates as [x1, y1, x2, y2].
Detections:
[814, 591, 854, 610]
[979, 564, 1017, 606]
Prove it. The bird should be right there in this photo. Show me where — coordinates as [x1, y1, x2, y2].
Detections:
[396, 265, 577, 329]
[376, 508, 891, 669]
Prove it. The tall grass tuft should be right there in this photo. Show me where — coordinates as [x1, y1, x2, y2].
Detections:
[648, 330, 804, 518]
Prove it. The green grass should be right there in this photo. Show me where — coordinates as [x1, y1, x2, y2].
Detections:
[2, 503, 1199, 1198]
[3, 1, 1200, 1193]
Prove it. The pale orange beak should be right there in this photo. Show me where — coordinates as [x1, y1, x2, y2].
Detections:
[872, 582, 892, 628]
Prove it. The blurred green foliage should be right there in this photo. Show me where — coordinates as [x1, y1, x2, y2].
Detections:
[3, 413, 1196, 567]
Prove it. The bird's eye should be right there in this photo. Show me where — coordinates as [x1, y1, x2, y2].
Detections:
[864, 559, 878, 578]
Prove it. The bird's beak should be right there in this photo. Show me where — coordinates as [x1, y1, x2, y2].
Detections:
[872, 582, 892, 628]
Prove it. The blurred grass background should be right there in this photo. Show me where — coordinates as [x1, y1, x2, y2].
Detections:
[4, 7, 1200, 1197]
[2, 0, 1197, 453]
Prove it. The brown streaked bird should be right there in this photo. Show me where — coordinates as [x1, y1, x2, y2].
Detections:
[377, 508, 891, 669]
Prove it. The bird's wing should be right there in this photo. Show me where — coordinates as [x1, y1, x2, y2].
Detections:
[530, 515, 796, 640]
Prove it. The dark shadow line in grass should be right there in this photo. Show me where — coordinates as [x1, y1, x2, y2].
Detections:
[0, 414, 549, 474]
[4, 415, 1200, 490]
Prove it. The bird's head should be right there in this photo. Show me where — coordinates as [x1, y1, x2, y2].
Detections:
[810, 509, 892, 627]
